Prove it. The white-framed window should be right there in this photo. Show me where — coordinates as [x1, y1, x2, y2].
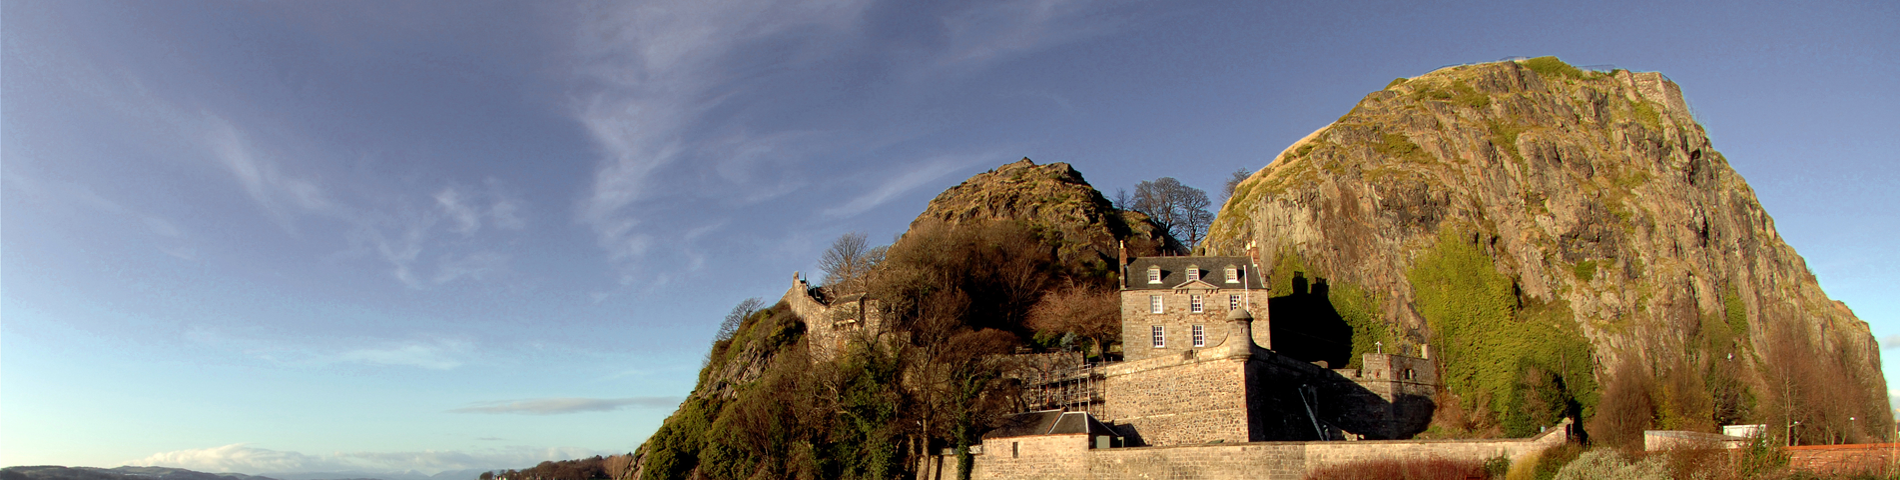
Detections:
[1150, 295, 1164, 314]
[1151, 325, 1165, 348]
[1225, 266, 1239, 283]
[1186, 265, 1200, 281]
[1147, 266, 1161, 284]
[1229, 294, 1241, 310]
[1192, 325, 1206, 347]
[1190, 294, 1204, 313]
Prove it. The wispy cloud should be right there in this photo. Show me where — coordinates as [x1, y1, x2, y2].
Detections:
[128, 444, 616, 476]
[185, 328, 476, 371]
[1883, 334, 1900, 349]
[334, 339, 475, 370]
[567, 0, 1122, 275]
[2, 172, 197, 259]
[449, 397, 681, 415]
[205, 116, 338, 232]
[822, 154, 986, 218]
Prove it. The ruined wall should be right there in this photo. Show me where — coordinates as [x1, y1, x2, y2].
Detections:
[782, 273, 883, 361]
[1102, 353, 1251, 446]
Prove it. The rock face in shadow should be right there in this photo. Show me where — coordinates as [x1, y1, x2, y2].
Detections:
[1203, 58, 1888, 436]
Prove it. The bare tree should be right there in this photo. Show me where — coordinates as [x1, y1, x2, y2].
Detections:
[1221, 168, 1252, 204]
[717, 297, 765, 342]
[1027, 285, 1121, 360]
[819, 232, 886, 293]
[1131, 177, 1214, 249]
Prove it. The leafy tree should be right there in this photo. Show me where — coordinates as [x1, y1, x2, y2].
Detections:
[1129, 177, 1213, 248]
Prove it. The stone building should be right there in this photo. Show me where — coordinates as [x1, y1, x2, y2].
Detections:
[910, 252, 1532, 479]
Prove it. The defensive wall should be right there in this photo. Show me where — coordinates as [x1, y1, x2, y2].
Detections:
[919, 421, 1571, 480]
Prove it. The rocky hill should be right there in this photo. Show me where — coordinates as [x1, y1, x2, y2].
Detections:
[626, 159, 1178, 480]
[910, 158, 1181, 264]
[1203, 57, 1888, 444]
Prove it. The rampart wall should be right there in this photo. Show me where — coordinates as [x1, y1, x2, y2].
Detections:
[1101, 352, 1251, 446]
[929, 423, 1570, 480]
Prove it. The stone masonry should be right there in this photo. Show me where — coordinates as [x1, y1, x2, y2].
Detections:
[783, 272, 883, 361]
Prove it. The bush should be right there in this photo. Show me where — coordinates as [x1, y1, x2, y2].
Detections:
[1551, 449, 1667, 480]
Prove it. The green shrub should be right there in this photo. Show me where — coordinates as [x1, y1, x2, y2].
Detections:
[1722, 286, 1749, 338]
[1387, 77, 1409, 89]
[1409, 226, 1597, 437]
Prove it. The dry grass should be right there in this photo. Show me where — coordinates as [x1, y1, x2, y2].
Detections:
[1305, 457, 1494, 480]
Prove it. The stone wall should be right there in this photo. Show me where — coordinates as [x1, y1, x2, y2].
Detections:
[1101, 352, 1251, 446]
[781, 273, 883, 361]
[941, 423, 1571, 480]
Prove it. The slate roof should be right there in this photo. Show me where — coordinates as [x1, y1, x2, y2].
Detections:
[983, 411, 1116, 439]
[1124, 256, 1262, 290]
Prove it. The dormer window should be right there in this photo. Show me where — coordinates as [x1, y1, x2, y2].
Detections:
[1186, 265, 1200, 281]
[1225, 266, 1239, 283]
[1147, 266, 1161, 284]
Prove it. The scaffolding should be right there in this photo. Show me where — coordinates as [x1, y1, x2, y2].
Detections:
[1017, 353, 1106, 418]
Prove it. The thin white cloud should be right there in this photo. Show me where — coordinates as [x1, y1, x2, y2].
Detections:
[205, 116, 336, 232]
[449, 397, 681, 415]
[1882, 334, 1899, 349]
[127, 444, 615, 476]
[2, 172, 196, 257]
[335, 339, 474, 370]
[823, 154, 985, 219]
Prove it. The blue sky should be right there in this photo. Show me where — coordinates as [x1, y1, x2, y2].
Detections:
[3, 0, 1894, 474]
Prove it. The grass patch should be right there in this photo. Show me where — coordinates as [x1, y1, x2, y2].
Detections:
[1377, 133, 1433, 164]
[1521, 56, 1585, 81]
[1386, 77, 1409, 89]
[1487, 120, 1527, 162]
[1629, 100, 1662, 131]
[1572, 259, 1597, 282]
[1452, 80, 1491, 109]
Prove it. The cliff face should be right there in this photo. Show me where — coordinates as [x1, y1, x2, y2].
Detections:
[1203, 58, 1888, 441]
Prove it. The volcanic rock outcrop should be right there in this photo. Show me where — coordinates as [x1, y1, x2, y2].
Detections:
[1203, 57, 1887, 440]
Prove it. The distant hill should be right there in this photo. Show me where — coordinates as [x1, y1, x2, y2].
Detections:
[0, 466, 277, 480]
[0, 466, 494, 480]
